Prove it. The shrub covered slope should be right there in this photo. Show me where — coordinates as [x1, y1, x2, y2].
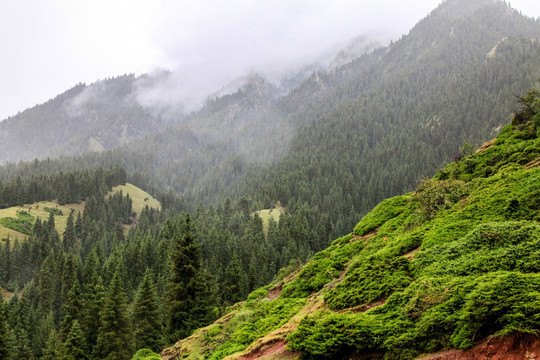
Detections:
[161, 91, 540, 359]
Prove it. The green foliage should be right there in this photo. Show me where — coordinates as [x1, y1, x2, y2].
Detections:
[325, 255, 412, 310]
[282, 239, 365, 298]
[131, 348, 161, 360]
[206, 296, 305, 360]
[0, 211, 34, 235]
[414, 179, 469, 220]
[44, 207, 63, 216]
[288, 311, 377, 357]
[95, 270, 133, 360]
[285, 89, 540, 358]
[208, 341, 246, 360]
[132, 270, 161, 352]
[353, 195, 410, 236]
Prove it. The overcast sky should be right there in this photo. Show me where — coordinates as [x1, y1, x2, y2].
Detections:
[1, 0, 539, 120]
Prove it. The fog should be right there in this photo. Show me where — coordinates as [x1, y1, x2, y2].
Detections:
[1, 0, 540, 121]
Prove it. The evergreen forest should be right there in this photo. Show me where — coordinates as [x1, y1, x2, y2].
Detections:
[0, 0, 539, 359]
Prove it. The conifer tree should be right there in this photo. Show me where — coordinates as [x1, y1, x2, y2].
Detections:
[41, 329, 60, 360]
[62, 320, 87, 360]
[222, 252, 246, 306]
[132, 269, 161, 351]
[95, 269, 133, 360]
[60, 279, 83, 339]
[0, 298, 11, 360]
[81, 272, 104, 354]
[63, 211, 77, 253]
[165, 214, 213, 341]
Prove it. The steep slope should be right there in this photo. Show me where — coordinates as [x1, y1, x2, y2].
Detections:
[160, 90, 540, 359]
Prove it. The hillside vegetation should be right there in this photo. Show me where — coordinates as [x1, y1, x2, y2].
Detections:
[0, 183, 159, 241]
[2, 0, 539, 242]
[161, 90, 540, 359]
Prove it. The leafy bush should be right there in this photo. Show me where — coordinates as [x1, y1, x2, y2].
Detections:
[282, 240, 365, 298]
[414, 179, 469, 220]
[288, 311, 378, 357]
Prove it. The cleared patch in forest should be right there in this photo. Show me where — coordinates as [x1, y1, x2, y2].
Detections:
[255, 202, 285, 235]
[0, 183, 160, 242]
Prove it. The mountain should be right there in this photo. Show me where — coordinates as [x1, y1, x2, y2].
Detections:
[73, 0, 540, 231]
[1, 0, 539, 234]
[160, 89, 540, 360]
[0, 74, 175, 164]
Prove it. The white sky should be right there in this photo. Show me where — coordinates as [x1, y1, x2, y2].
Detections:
[0, 0, 539, 120]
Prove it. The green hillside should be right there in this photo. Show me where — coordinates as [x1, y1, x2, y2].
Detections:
[0, 183, 159, 242]
[161, 90, 540, 359]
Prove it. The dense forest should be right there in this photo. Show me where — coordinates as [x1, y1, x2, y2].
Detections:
[0, 164, 336, 359]
[1, 0, 539, 241]
[0, 0, 539, 359]
[161, 89, 540, 360]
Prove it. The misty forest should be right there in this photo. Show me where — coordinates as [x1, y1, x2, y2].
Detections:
[0, 0, 540, 359]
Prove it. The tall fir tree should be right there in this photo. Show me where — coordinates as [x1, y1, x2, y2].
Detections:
[0, 298, 12, 360]
[132, 269, 161, 352]
[62, 320, 88, 360]
[165, 214, 213, 342]
[63, 211, 77, 253]
[95, 269, 133, 360]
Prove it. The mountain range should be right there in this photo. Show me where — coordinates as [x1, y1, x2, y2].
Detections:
[1, 0, 539, 238]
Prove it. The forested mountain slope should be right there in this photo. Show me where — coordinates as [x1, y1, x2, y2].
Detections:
[161, 90, 540, 360]
[1, 0, 539, 239]
[0, 74, 171, 163]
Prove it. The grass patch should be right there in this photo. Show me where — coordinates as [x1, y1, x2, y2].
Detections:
[255, 203, 285, 235]
[109, 183, 161, 215]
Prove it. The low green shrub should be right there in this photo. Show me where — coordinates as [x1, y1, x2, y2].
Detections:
[0, 212, 35, 235]
[353, 195, 410, 236]
[43, 207, 63, 216]
[131, 349, 161, 360]
[325, 255, 412, 310]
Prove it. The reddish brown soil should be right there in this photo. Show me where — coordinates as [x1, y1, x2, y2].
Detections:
[525, 157, 540, 169]
[350, 228, 380, 243]
[268, 284, 282, 300]
[240, 339, 299, 360]
[475, 138, 496, 153]
[418, 334, 540, 360]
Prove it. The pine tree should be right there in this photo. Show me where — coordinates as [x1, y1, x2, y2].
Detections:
[63, 211, 77, 253]
[62, 320, 87, 360]
[132, 269, 161, 351]
[222, 252, 246, 306]
[0, 298, 12, 360]
[95, 269, 133, 360]
[60, 279, 83, 339]
[165, 214, 213, 341]
[81, 272, 104, 354]
[41, 329, 60, 360]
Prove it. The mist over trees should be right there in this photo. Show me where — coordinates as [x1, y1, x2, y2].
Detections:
[0, 0, 540, 359]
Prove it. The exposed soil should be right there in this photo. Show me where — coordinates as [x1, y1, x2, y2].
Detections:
[417, 334, 540, 360]
[268, 284, 282, 300]
[403, 247, 420, 260]
[525, 157, 540, 169]
[240, 339, 300, 360]
[475, 138, 496, 153]
[350, 228, 379, 243]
